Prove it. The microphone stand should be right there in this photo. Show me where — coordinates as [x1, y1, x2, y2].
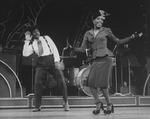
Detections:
[60, 39, 71, 85]
[113, 45, 125, 96]
[123, 57, 134, 96]
[31, 58, 34, 93]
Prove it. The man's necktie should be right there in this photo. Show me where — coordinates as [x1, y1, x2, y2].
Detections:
[37, 40, 43, 56]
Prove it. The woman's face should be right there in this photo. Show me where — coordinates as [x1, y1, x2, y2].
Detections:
[93, 16, 105, 28]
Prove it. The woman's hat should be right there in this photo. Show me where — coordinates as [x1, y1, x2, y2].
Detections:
[92, 10, 110, 21]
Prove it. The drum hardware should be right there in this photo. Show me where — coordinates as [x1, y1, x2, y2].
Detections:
[68, 68, 79, 86]
[31, 58, 35, 93]
[112, 45, 125, 96]
[82, 59, 91, 66]
[83, 48, 92, 65]
[123, 58, 135, 96]
[119, 53, 140, 96]
[143, 73, 150, 96]
[65, 78, 69, 85]
[61, 38, 75, 70]
[113, 60, 125, 96]
[123, 58, 134, 96]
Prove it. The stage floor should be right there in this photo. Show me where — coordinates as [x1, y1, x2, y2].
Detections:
[0, 107, 150, 119]
[1, 95, 150, 108]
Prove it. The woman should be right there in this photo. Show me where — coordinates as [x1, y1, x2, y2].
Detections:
[73, 10, 140, 114]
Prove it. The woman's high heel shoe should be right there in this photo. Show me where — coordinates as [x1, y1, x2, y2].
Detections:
[93, 101, 104, 115]
[104, 103, 114, 114]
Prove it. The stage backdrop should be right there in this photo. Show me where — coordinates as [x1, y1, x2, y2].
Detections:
[0, 52, 17, 97]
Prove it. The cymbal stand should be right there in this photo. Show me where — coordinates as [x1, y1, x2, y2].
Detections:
[112, 45, 125, 96]
[124, 58, 133, 96]
[61, 46, 70, 84]
[31, 58, 34, 93]
[113, 60, 125, 96]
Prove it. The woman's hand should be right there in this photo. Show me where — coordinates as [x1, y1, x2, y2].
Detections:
[131, 32, 143, 39]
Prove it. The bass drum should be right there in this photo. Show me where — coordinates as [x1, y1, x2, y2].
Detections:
[76, 65, 103, 97]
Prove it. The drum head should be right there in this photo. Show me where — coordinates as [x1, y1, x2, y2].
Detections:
[76, 66, 103, 97]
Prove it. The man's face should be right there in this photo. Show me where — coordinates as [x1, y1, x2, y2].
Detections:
[32, 29, 40, 39]
[93, 16, 105, 28]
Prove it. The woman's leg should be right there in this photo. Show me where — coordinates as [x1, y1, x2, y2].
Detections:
[101, 87, 114, 113]
[90, 86, 104, 114]
[101, 88, 111, 104]
[90, 87, 99, 103]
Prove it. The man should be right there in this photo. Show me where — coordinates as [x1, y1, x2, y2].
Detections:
[22, 25, 70, 112]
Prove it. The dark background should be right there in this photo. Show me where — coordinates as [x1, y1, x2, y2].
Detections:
[0, 0, 150, 95]
[0, 0, 149, 52]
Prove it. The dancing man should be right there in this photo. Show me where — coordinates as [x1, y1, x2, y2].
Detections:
[22, 25, 70, 112]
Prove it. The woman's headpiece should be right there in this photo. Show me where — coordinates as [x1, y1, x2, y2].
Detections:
[92, 10, 110, 21]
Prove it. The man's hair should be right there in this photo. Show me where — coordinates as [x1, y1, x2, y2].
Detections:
[26, 25, 39, 33]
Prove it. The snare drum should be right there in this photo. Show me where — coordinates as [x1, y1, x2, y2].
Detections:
[76, 65, 103, 97]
